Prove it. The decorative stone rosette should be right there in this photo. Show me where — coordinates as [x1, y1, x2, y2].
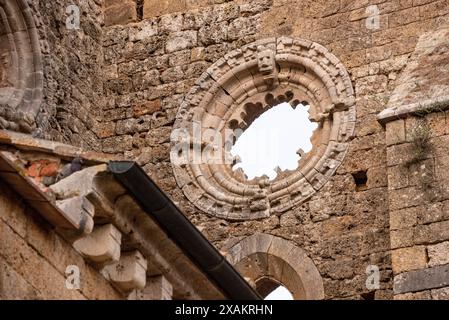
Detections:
[171, 37, 356, 220]
[0, 0, 45, 133]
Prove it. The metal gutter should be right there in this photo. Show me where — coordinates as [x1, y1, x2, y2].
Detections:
[108, 161, 261, 301]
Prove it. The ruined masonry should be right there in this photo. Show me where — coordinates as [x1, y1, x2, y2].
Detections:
[1, 0, 449, 300]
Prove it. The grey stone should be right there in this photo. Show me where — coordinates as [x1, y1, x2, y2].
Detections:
[394, 264, 449, 294]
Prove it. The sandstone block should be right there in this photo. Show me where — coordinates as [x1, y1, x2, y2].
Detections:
[137, 275, 173, 300]
[386, 119, 406, 146]
[427, 241, 449, 267]
[105, 1, 137, 27]
[394, 291, 431, 300]
[143, 0, 186, 19]
[390, 207, 417, 231]
[431, 286, 449, 300]
[103, 251, 148, 293]
[73, 224, 122, 267]
[391, 246, 427, 274]
[390, 229, 414, 250]
[166, 31, 197, 53]
[414, 220, 449, 245]
[133, 99, 162, 117]
[0, 259, 40, 299]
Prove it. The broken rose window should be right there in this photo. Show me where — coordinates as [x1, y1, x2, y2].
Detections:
[171, 37, 356, 220]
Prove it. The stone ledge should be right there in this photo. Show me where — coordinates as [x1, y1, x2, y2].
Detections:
[394, 264, 449, 294]
[0, 130, 123, 164]
[377, 96, 449, 125]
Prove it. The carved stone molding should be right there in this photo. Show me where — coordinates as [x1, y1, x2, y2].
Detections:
[226, 233, 324, 300]
[171, 37, 356, 220]
[0, 0, 45, 133]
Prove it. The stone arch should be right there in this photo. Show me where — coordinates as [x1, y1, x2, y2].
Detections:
[226, 233, 324, 300]
[0, 0, 44, 133]
[171, 37, 355, 220]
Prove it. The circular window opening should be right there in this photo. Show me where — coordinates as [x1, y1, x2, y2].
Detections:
[230, 102, 318, 180]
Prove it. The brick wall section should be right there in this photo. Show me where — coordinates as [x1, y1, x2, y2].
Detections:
[98, 0, 449, 300]
[0, 180, 121, 300]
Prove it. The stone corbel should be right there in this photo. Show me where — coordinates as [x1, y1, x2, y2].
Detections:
[56, 196, 95, 235]
[135, 275, 173, 300]
[73, 224, 122, 267]
[103, 251, 148, 293]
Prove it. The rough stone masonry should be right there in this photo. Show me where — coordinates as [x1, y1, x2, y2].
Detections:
[1, 0, 449, 300]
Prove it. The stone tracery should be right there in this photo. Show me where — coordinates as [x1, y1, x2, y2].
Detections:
[0, 0, 44, 133]
[171, 37, 356, 220]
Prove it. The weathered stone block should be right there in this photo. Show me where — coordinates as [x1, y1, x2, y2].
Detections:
[136, 275, 173, 300]
[391, 246, 427, 274]
[394, 291, 431, 300]
[416, 202, 449, 225]
[431, 286, 449, 300]
[166, 31, 197, 53]
[394, 264, 449, 294]
[414, 220, 449, 245]
[0, 220, 84, 300]
[133, 100, 162, 117]
[386, 119, 406, 146]
[143, 0, 187, 19]
[129, 21, 159, 42]
[105, 1, 137, 27]
[390, 228, 414, 250]
[0, 259, 40, 299]
[428, 241, 449, 267]
[103, 251, 148, 293]
[389, 186, 426, 211]
[0, 182, 27, 238]
[191, 47, 205, 62]
[390, 207, 417, 231]
[387, 165, 409, 190]
[73, 224, 122, 267]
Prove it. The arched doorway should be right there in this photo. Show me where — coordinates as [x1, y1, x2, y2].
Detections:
[226, 233, 324, 300]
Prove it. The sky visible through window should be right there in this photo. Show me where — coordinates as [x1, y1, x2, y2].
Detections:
[231, 102, 318, 180]
[265, 286, 294, 300]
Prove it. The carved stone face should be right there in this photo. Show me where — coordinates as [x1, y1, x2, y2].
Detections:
[257, 49, 275, 75]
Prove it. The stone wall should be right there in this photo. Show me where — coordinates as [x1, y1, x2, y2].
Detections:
[30, 0, 105, 149]
[97, 0, 449, 299]
[2, 0, 448, 300]
[382, 26, 449, 299]
[386, 112, 449, 300]
[0, 179, 121, 299]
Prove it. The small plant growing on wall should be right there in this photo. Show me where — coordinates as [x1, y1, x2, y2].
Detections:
[405, 103, 448, 196]
[408, 117, 431, 164]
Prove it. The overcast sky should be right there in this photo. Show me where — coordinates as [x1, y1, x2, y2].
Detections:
[265, 286, 294, 300]
[231, 102, 318, 180]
